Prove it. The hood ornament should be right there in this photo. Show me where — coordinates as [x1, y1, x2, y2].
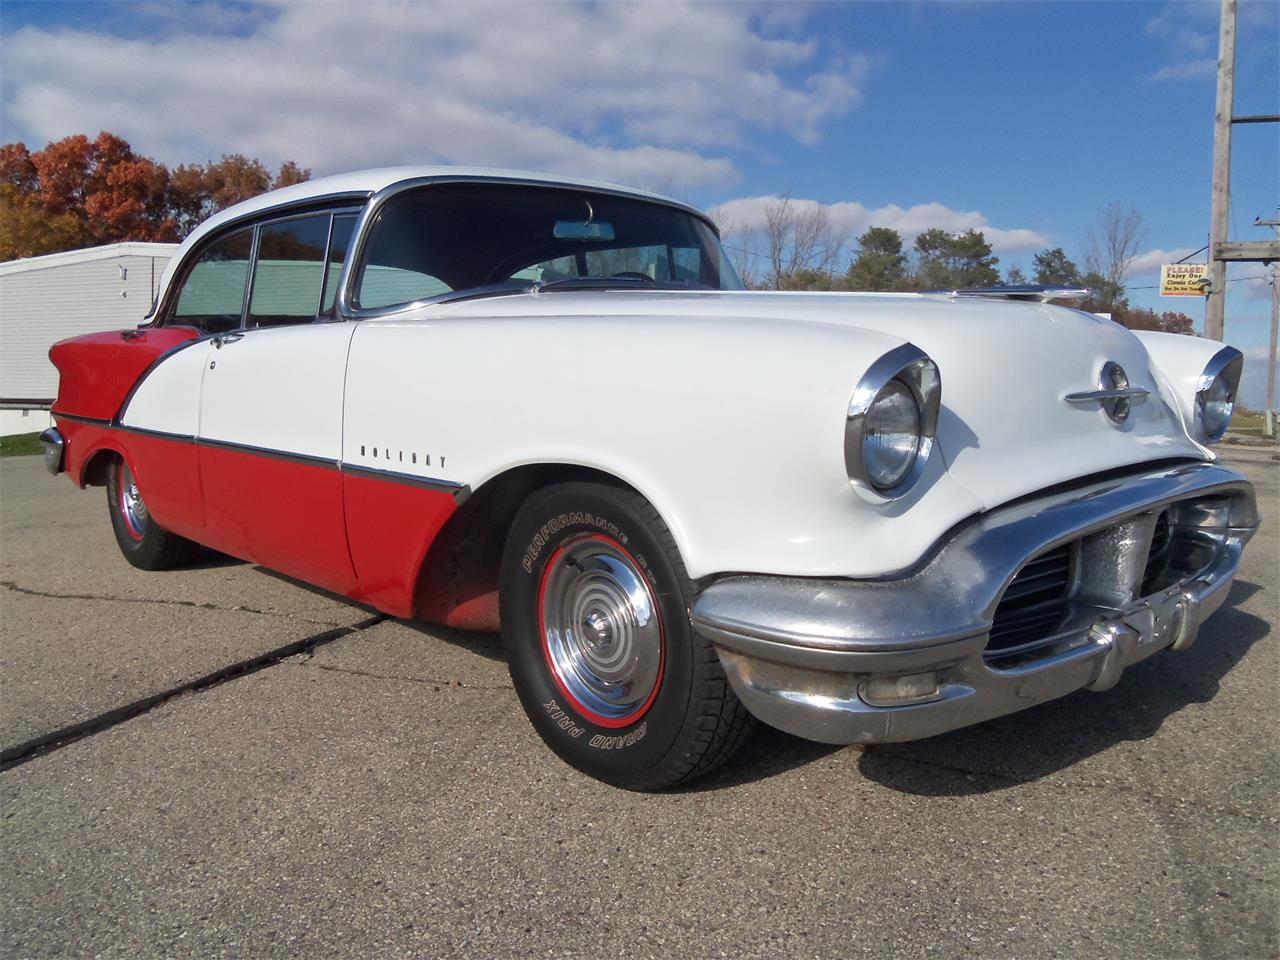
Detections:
[1063, 362, 1149, 425]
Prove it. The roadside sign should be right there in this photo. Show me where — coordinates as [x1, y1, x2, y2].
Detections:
[1160, 263, 1209, 296]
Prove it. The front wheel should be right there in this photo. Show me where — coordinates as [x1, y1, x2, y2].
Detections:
[500, 482, 754, 790]
[106, 457, 198, 570]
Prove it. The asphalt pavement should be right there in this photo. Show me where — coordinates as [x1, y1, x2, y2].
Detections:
[1, 451, 1276, 959]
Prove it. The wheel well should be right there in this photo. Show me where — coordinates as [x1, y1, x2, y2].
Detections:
[413, 463, 639, 632]
[81, 447, 120, 487]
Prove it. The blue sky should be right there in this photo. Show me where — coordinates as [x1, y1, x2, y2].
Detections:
[2, 0, 1276, 403]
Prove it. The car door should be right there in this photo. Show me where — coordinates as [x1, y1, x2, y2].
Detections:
[197, 209, 362, 595]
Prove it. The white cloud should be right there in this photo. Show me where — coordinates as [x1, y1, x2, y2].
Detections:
[1147, 58, 1216, 82]
[1144, 1, 1216, 83]
[0, 1, 872, 191]
[708, 194, 1049, 254]
[1143, 0, 1277, 82]
[1129, 247, 1202, 275]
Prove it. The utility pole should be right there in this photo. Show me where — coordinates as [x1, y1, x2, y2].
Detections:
[1258, 216, 1279, 438]
[1206, 0, 1236, 342]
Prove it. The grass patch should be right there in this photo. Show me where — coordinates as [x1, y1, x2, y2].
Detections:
[1227, 410, 1276, 441]
[0, 432, 44, 457]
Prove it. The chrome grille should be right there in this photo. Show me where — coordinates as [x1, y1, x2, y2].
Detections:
[987, 544, 1072, 653]
[1141, 509, 1173, 595]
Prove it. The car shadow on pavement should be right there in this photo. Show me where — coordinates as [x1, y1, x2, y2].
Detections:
[226, 564, 1270, 797]
[394, 617, 507, 663]
[856, 579, 1269, 796]
[257, 567, 508, 663]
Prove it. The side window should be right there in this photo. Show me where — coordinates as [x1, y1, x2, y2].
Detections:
[247, 214, 331, 327]
[356, 207, 452, 309]
[320, 214, 358, 316]
[172, 227, 253, 333]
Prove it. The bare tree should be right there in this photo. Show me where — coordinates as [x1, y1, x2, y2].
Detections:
[1082, 203, 1146, 290]
[710, 194, 848, 290]
[761, 195, 845, 287]
[708, 210, 763, 288]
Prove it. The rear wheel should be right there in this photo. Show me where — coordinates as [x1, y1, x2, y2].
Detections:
[500, 482, 754, 790]
[106, 457, 199, 570]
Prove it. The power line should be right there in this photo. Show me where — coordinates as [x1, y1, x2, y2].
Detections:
[1128, 273, 1269, 291]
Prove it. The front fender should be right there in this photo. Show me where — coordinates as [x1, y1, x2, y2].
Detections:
[1132, 331, 1241, 450]
[342, 311, 985, 580]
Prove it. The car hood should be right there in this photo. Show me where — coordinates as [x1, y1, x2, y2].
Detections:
[432, 289, 1208, 510]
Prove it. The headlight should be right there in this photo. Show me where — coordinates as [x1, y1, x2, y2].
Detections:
[1195, 346, 1243, 443]
[864, 380, 922, 489]
[845, 343, 941, 502]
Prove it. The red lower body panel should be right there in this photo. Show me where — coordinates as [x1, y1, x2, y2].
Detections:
[53, 421, 461, 620]
[199, 445, 358, 598]
[343, 473, 459, 618]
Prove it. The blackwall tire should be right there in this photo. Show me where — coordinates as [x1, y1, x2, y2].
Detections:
[500, 481, 754, 790]
[106, 457, 199, 571]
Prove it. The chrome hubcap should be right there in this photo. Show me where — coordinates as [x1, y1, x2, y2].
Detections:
[120, 464, 148, 535]
[540, 536, 663, 722]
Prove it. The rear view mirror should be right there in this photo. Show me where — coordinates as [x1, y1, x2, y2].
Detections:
[554, 220, 615, 241]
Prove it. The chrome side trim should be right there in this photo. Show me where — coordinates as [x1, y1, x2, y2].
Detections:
[50, 411, 112, 427]
[843, 341, 941, 504]
[1063, 387, 1151, 403]
[47, 417, 468, 499]
[119, 425, 197, 445]
[342, 463, 471, 502]
[198, 436, 338, 469]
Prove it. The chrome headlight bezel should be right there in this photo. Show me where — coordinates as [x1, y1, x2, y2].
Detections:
[845, 343, 942, 503]
[1195, 346, 1244, 444]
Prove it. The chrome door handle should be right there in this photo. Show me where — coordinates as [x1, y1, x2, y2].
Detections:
[213, 332, 245, 349]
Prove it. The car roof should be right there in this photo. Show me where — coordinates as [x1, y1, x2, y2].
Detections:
[186, 166, 693, 247]
[151, 166, 704, 319]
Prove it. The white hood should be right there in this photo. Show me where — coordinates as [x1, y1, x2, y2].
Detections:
[435, 288, 1207, 511]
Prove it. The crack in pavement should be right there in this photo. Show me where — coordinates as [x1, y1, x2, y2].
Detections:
[0, 580, 345, 628]
[0, 613, 388, 772]
[301, 659, 515, 691]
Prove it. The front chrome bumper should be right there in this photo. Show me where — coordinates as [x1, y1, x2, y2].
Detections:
[690, 461, 1259, 745]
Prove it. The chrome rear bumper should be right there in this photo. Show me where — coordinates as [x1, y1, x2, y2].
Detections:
[38, 428, 64, 476]
[691, 461, 1258, 745]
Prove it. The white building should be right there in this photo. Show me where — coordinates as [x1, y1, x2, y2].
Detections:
[0, 242, 178, 436]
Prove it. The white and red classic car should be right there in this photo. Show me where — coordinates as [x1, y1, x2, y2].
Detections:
[42, 167, 1258, 789]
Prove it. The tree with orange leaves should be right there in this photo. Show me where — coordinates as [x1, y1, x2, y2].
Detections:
[0, 132, 309, 261]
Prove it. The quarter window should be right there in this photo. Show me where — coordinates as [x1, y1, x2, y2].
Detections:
[172, 227, 253, 334]
[248, 214, 331, 327]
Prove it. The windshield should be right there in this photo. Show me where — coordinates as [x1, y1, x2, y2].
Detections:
[353, 182, 742, 310]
